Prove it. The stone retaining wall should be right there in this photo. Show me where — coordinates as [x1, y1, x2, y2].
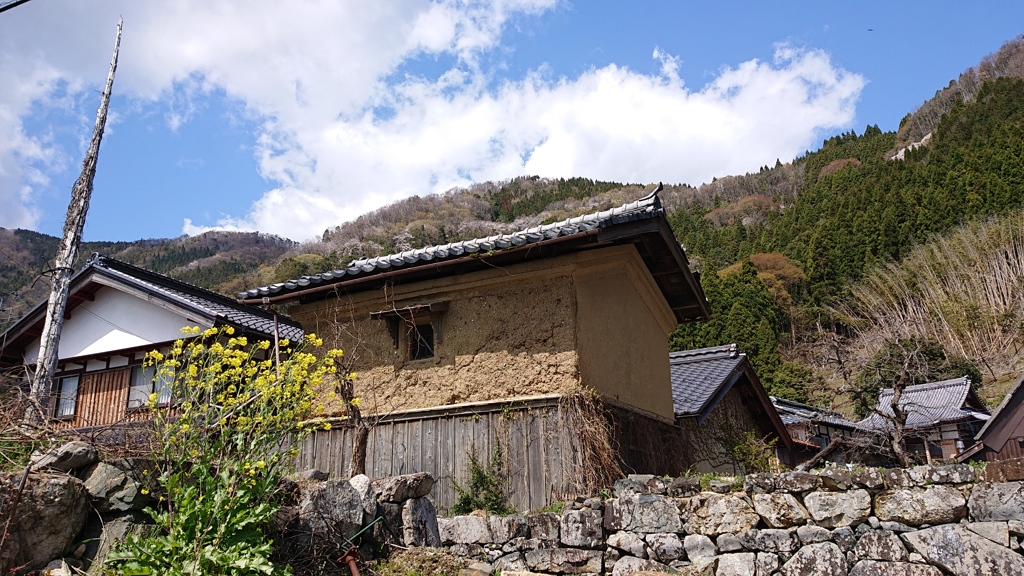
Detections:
[438, 463, 1024, 576]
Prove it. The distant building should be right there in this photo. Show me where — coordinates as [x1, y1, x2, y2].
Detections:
[0, 254, 301, 431]
[668, 344, 794, 473]
[771, 396, 858, 450]
[959, 373, 1024, 462]
[858, 376, 990, 462]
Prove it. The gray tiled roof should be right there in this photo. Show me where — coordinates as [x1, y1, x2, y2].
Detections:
[771, 396, 857, 430]
[93, 256, 304, 341]
[669, 344, 744, 418]
[238, 194, 663, 300]
[858, 376, 990, 432]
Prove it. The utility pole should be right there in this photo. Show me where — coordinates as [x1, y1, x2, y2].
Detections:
[25, 18, 122, 424]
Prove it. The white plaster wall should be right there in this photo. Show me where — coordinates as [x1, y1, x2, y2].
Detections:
[23, 287, 210, 363]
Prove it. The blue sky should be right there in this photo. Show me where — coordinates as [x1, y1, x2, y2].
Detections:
[1, 1, 1021, 242]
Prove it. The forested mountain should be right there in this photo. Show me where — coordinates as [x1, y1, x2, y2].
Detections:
[4, 35, 1024, 414]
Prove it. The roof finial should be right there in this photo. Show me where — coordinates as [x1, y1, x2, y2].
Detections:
[640, 182, 663, 202]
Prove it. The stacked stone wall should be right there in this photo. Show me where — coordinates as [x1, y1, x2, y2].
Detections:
[439, 462, 1024, 576]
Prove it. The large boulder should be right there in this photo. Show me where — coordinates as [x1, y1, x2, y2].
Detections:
[803, 489, 871, 528]
[348, 473, 378, 514]
[611, 556, 671, 576]
[684, 534, 717, 559]
[874, 486, 966, 526]
[0, 472, 89, 572]
[560, 509, 603, 548]
[774, 471, 820, 493]
[604, 493, 681, 534]
[607, 530, 648, 558]
[371, 472, 435, 503]
[848, 560, 942, 576]
[527, 512, 559, 541]
[645, 533, 683, 563]
[29, 441, 98, 472]
[682, 493, 759, 537]
[296, 478, 364, 543]
[82, 458, 157, 513]
[716, 552, 756, 576]
[439, 516, 491, 544]
[903, 524, 1024, 575]
[779, 542, 847, 576]
[852, 530, 907, 562]
[402, 497, 441, 546]
[752, 493, 809, 528]
[524, 548, 603, 574]
[967, 481, 1024, 521]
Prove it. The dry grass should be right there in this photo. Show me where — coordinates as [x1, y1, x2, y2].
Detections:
[559, 390, 624, 496]
[367, 548, 468, 576]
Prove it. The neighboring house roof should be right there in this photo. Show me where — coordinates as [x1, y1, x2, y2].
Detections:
[668, 343, 792, 449]
[957, 371, 1024, 462]
[770, 396, 858, 430]
[237, 189, 712, 324]
[0, 254, 302, 367]
[975, 372, 1024, 441]
[857, 376, 990, 432]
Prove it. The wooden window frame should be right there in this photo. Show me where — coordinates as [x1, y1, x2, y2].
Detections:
[371, 302, 448, 363]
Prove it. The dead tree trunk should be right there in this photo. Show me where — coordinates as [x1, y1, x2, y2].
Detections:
[26, 19, 122, 424]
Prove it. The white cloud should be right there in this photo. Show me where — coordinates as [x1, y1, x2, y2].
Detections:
[0, 0, 864, 240]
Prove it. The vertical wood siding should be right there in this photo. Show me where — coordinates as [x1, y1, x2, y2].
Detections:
[57, 368, 130, 430]
[295, 399, 583, 513]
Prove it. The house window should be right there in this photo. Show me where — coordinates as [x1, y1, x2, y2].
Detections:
[54, 375, 80, 418]
[409, 322, 435, 360]
[128, 365, 173, 409]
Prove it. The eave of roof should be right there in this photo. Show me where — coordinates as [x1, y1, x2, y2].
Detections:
[0, 255, 302, 367]
[975, 372, 1024, 440]
[237, 192, 711, 324]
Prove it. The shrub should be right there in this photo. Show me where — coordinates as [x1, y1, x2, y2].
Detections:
[105, 326, 345, 575]
[451, 448, 513, 516]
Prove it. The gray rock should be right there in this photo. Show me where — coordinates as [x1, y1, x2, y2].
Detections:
[853, 530, 907, 561]
[684, 534, 718, 559]
[402, 497, 441, 546]
[851, 468, 884, 490]
[682, 493, 759, 537]
[348, 473, 378, 514]
[292, 468, 329, 482]
[527, 512, 559, 541]
[928, 464, 976, 484]
[1008, 518, 1024, 536]
[524, 548, 603, 574]
[796, 525, 830, 544]
[561, 509, 603, 548]
[831, 526, 857, 551]
[716, 533, 743, 552]
[902, 524, 1024, 575]
[82, 459, 157, 513]
[883, 468, 912, 489]
[756, 552, 779, 576]
[0, 473, 89, 573]
[583, 497, 602, 509]
[490, 515, 528, 542]
[752, 493, 809, 528]
[467, 561, 493, 574]
[297, 478, 364, 543]
[669, 477, 702, 497]
[752, 529, 798, 554]
[43, 559, 72, 576]
[874, 486, 966, 526]
[604, 493, 681, 534]
[848, 560, 941, 576]
[803, 489, 871, 528]
[965, 521, 1009, 547]
[494, 552, 528, 572]
[879, 521, 915, 532]
[906, 465, 934, 487]
[968, 481, 1024, 522]
[709, 481, 732, 494]
[614, 477, 647, 496]
[715, 552, 755, 576]
[642, 476, 669, 495]
[371, 472, 435, 502]
[819, 468, 854, 491]
[744, 473, 775, 493]
[779, 542, 847, 576]
[867, 516, 880, 529]
[29, 441, 98, 472]
[449, 543, 486, 559]
[611, 556, 669, 576]
[775, 471, 820, 493]
[736, 529, 759, 551]
[646, 533, 683, 563]
[607, 530, 647, 558]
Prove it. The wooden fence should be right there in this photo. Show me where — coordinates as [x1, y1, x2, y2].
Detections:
[294, 395, 586, 512]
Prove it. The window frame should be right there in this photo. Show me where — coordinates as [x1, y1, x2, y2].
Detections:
[127, 363, 174, 410]
[52, 374, 80, 420]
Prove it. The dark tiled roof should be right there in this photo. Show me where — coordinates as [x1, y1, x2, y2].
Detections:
[771, 396, 858, 430]
[858, 376, 990, 432]
[669, 344, 745, 418]
[975, 372, 1024, 440]
[91, 255, 304, 341]
[239, 194, 664, 300]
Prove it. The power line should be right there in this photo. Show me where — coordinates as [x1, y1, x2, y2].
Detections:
[0, 0, 34, 15]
